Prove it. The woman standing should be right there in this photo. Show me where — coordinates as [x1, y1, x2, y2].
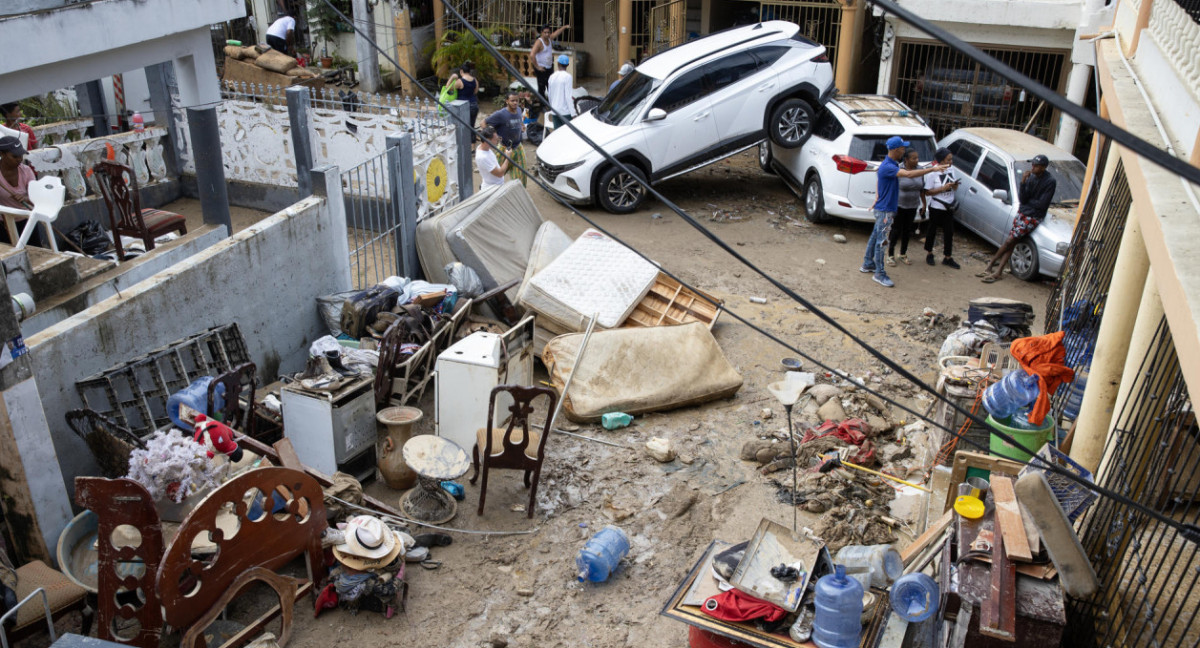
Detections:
[446, 62, 480, 142]
[887, 148, 925, 266]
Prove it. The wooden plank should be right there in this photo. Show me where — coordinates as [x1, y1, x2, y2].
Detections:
[949, 604, 972, 648]
[979, 530, 1017, 641]
[1018, 495, 1043, 556]
[944, 451, 1026, 514]
[902, 509, 954, 565]
[272, 437, 303, 470]
[991, 476, 1034, 562]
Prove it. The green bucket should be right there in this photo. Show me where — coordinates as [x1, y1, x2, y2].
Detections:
[988, 414, 1055, 462]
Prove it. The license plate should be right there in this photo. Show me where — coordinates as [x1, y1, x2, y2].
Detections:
[951, 91, 971, 102]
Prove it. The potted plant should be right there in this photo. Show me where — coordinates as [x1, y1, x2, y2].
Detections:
[427, 26, 511, 88]
[307, 0, 351, 67]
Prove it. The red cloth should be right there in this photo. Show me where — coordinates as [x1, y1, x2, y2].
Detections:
[313, 583, 338, 617]
[701, 588, 787, 623]
[1008, 331, 1075, 426]
[802, 418, 876, 466]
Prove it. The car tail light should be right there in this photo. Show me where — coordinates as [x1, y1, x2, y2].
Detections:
[833, 154, 868, 174]
[813, 53, 829, 63]
[1004, 86, 1013, 102]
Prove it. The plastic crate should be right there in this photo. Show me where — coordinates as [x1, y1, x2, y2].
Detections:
[1018, 443, 1096, 522]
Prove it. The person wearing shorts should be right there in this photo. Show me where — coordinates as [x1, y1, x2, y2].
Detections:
[978, 154, 1056, 283]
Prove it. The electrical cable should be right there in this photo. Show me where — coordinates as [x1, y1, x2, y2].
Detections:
[327, 494, 538, 535]
[318, 0, 1200, 543]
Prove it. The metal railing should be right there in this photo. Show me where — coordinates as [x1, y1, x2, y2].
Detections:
[343, 149, 404, 289]
[1147, 0, 1200, 100]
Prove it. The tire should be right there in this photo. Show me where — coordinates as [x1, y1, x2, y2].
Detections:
[1009, 237, 1040, 281]
[804, 174, 832, 223]
[769, 98, 816, 149]
[757, 142, 775, 174]
[596, 164, 648, 214]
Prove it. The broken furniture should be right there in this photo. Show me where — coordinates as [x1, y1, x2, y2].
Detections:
[374, 297, 474, 409]
[65, 408, 146, 478]
[282, 375, 376, 481]
[206, 362, 258, 437]
[70, 466, 327, 648]
[76, 324, 252, 436]
[623, 272, 723, 330]
[93, 160, 187, 261]
[0, 560, 92, 648]
[470, 385, 558, 518]
[400, 434, 470, 524]
[435, 316, 534, 453]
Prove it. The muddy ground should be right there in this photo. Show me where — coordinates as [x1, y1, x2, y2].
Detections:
[35, 148, 1052, 648]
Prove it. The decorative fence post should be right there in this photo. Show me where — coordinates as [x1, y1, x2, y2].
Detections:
[144, 62, 180, 178]
[448, 99, 473, 201]
[287, 87, 315, 197]
[387, 132, 421, 279]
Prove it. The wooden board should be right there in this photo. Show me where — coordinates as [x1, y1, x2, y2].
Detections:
[979, 531, 1017, 641]
[901, 509, 953, 565]
[991, 476, 1034, 562]
[624, 272, 722, 329]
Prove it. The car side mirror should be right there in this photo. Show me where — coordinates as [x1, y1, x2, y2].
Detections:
[992, 189, 1010, 203]
[645, 108, 667, 122]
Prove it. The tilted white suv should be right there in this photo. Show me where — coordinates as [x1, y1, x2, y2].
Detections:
[536, 21, 835, 213]
[760, 95, 937, 223]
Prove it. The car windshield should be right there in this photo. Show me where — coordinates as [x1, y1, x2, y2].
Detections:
[1014, 159, 1086, 204]
[595, 72, 658, 125]
[849, 136, 937, 162]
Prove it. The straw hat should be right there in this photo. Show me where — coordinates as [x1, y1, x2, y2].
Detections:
[332, 516, 409, 570]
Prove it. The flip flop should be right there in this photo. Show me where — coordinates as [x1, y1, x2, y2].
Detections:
[981, 275, 1000, 283]
[974, 270, 992, 278]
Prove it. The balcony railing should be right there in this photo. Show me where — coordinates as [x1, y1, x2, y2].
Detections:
[1147, 0, 1200, 99]
[25, 126, 172, 204]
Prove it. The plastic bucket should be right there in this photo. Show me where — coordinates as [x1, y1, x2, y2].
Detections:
[988, 414, 1054, 462]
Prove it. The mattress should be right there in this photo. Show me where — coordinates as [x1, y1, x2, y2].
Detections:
[516, 221, 574, 306]
[518, 228, 659, 331]
[416, 182, 501, 284]
[445, 181, 545, 301]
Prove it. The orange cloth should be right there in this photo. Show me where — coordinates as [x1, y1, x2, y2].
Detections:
[1008, 330, 1075, 426]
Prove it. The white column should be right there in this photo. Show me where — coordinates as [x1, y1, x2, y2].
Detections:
[352, 0, 381, 93]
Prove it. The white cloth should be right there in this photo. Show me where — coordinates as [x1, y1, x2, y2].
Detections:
[267, 16, 296, 39]
[924, 168, 959, 211]
[476, 147, 504, 186]
[547, 70, 576, 118]
[533, 36, 554, 69]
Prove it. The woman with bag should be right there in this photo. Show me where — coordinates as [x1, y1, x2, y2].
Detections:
[441, 63, 480, 142]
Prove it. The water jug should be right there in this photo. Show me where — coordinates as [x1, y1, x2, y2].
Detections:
[834, 544, 902, 589]
[982, 369, 1040, 419]
[1062, 369, 1088, 420]
[890, 572, 940, 622]
[812, 564, 863, 648]
[167, 377, 224, 430]
[575, 525, 629, 583]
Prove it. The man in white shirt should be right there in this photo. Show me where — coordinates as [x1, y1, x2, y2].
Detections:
[922, 147, 961, 268]
[475, 126, 509, 187]
[266, 14, 296, 55]
[546, 55, 576, 129]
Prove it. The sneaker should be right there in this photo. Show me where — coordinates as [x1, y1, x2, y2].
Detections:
[926, 253, 935, 266]
[873, 274, 895, 288]
[886, 256, 897, 267]
[942, 257, 961, 269]
[860, 265, 875, 274]
[899, 255, 911, 265]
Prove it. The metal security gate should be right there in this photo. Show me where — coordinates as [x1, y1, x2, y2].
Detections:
[444, 0, 580, 43]
[891, 40, 1069, 141]
[342, 149, 406, 289]
[648, 0, 688, 55]
[758, 0, 843, 72]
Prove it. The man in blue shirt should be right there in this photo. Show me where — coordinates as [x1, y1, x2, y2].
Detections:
[861, 136, 948, 287]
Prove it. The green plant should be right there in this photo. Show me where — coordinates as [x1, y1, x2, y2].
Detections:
[307, 0, 352, 56]
[18, 93, 80, 127]
[426, 26, 512, 85]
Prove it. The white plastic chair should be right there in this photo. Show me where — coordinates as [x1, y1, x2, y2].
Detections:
[0, 175, 65, 252]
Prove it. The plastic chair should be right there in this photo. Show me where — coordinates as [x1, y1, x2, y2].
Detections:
[469, 384, 558, 518]
[93, 160, 187, 261]
[0, 175, 65, 251]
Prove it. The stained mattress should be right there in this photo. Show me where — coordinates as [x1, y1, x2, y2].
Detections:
[518, 228, 659, 331]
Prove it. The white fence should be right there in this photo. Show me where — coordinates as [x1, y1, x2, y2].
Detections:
[25, 127, 172, 203]
[1146, 0, 1200, 101]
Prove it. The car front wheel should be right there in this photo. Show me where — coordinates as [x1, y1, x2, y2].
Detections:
[758, 142, 774, 174]
[804, 174, 831, 223]
[769, 98, 816, 149]
[597, 165, 648, 214]
[1009, 238, 1040, 281]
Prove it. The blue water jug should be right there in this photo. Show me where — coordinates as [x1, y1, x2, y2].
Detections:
[1062, 369, 1088, 420]
[890, 572, 939, 622]
[812, 564, 863, 648]
[167, 377, 225, 430]
[575, 525, 629, 583]
[982, 370, 1040, 420]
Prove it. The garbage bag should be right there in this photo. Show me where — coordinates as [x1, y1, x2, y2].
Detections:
[316, 290, 360, 337]
[445, 262, 484, 298]
[65, 220, 111, 256]
[526, 123, 545, 146]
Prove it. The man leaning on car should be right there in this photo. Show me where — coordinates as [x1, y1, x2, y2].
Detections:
[977, 154, 1056, 283]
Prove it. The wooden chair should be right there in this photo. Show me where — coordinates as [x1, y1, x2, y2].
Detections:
[207, 362, 257, 436]
[0, 560, 92, 648]
[469, 385, 558, 518]
[93, 160, 187, 261]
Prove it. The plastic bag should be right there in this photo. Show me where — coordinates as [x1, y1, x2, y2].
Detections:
[316, 290, 359, 336]
[66, 220, 112, 256]
[445, 262, 484, 298]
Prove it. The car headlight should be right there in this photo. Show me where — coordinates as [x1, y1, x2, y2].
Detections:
[1056, 241, 1069, 255]
[538, 159, 585, 182]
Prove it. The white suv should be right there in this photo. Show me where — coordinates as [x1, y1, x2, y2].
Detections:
[760, 95, 937, 223]
[536, 21, 835, 213]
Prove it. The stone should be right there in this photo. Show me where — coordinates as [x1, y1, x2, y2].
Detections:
[761, 408, 773, 420]
[741, 439, 774, 461]
[805, 499, 827, 513]
[832, 234, 847, 243]
[658, 482, 699, 518]
[865, 393, 888, 413]
[516, 589, 534, 597]
[645, 437, 677, 463]
[808, 384, 842, 405]
[817, 398, 846, 423]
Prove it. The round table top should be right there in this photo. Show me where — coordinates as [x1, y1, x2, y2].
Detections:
[403, 434, 471, 481]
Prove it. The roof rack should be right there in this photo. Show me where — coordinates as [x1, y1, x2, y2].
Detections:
[828, 95, 928, 127]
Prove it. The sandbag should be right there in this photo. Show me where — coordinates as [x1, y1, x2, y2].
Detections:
[239, 45, 261, 60]
[255, 48, 298, 74]
[224, 45, 244, 60]
[542, 322, 742, 422]
[287, 67, 317, 78]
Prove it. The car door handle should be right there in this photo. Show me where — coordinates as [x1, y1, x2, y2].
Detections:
[694, 112, 710, 121]
[758, 82, 776, 92]
[968, 187, 978, 194]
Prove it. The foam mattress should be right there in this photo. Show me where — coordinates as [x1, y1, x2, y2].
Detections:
[416, 183, 500, 284]
[519, 228, 659, 331]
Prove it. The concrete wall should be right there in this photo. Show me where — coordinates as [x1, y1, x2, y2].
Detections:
[24, 168, 351, 534]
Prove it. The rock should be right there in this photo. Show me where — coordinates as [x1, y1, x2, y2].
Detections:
[815, 258, 826, 265]
[833, 234, 847, 243]
[817, 398, 846, 423]
[740, 439, 775, 461]
[689, 422, 701, 432]
[658, 482, 699, 518]
[678, 454, 696, 465]
[865, 393, 888, 413]
[808, 384, 842, 405]
[761, 408, 773, 420]
[516, 589, 534, 597]
[805, 499, 827, 513]
[645, 437, 677, 463]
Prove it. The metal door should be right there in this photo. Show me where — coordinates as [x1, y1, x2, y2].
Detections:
[759, 0, 843, 71]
